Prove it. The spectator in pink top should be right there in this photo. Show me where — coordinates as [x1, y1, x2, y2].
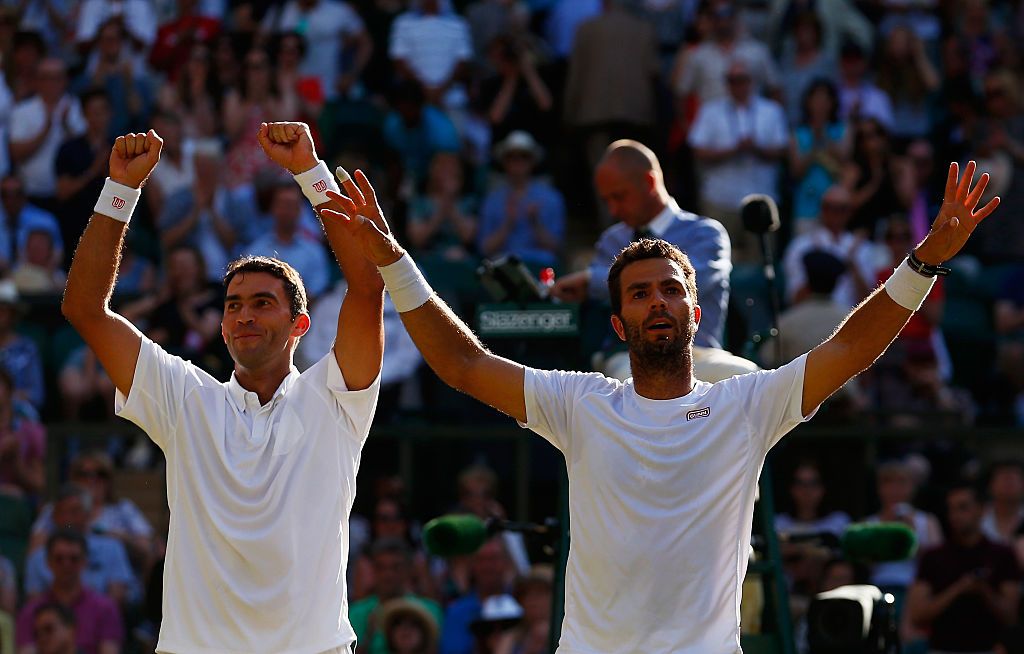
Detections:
[0, 366, 45, 498]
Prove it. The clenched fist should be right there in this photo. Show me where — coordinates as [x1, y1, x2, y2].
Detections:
[109, 130, 163, 189]
[257, 122, 319, 175]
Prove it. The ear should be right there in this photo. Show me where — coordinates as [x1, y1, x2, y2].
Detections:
[292, 313, 311, 338]
[610, 314, 626, 342]
[644, 170, 658, 193]
[694, 304, 701, 327]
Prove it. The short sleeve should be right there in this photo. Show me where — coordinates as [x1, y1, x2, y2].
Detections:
[114, 337, 200, 450]
[8, 103, 42, 142]
[724, 354, 812, 452]
[388, 15, 412, 59]
[521, 367, 610, 454]
[321, 352, 381, 445]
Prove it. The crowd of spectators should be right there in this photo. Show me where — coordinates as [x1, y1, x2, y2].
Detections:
[1, 0, 1024, 652]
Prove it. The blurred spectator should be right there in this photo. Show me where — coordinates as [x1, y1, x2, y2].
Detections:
[874, 338, 975, 429]
[452, 465, 529, 578]
[54, 89, 113, 268]
[31, 452, 156, 574]
[0, 552, 16, 615]
[895, 139, 942, 244]
[272, 32, 327, 127]
[477, 131, 564, 269]
[149, 0, 222, 76]
[465, 0, 527, 67]
[865, 459, 943, 592]
[0, 175, 63, 277]
[906, 482, 1021, 654]
[12, 229, 66, 294]
[120, 244, 229, 376]
[155, 43, 222, 142]
[493, 566, 551, 654]
[8, 58, 86, 210]
[25, 602, 78, 654]
[210, 31, 242, 91]
[542, 0, 600, 62]
[7, 4, 71, 56]
[479, 34, 554, 146]
[776, 11, 835, 127]
[956, 0, 999, 82]
[675, 0, 779, 105]
[5, 30, 46, 106]
[57, 344, 117, 421]
[438, 537, 514, 654]
[157, 143, 240, 281]
[264, 0, 372, 101]
[788, 79, 847, 232]
[222, 48, 298, 191]
[16, 530, 123, 654]
[768, 0, 872, 62]
[840, 118, 905, 237]
[0, 280, 44, 409]
[562, 0, 659, 179]
[0, 366, 45, 499]
[25, 485, 135, 607]
[407, 152, 478, 261]
[875, 26, 939, 141]
[468, 595, 522, 654]
[349, 538, 444, 654]
[760, 250, 848, 368]
[383, 80, 461, 185]
[75, 0, 157, 50]
[379, 597, 440, 654]
[776, 460, 851, 537]
[357, 0, 407, 99]
[145, 112, 194, 219]
[982, 461, 1024, 544]
[689, 58, 788, 262]
[73, 18, 153, 137]
[836, 41, 893, 129]
[242, 182, 329, 299]
[995, 263, 1024, 425]
[389, 0, 473, 115]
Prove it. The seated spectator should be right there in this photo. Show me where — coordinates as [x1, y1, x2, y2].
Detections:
[57, 345, 117, 421]
[905, 482, 1021, 654]
[836, 41, 893, 129]
[26, 602, 82, 654]
[995, 263, 1024, 425]
[874, 340, 976, 428]
[840, 118, 905, 237]
[31, 452, 156, 575]
[383, 80, 461, 187]
[73, 18, 152, 137]
[439, 537, 514, 654]
[407, 152, 478, 263]
[16, 530, 123, 654]
[788, 79, 847, 233]
[154, 44, 222, 143]
[379, 597, 440, 654]
[0, 175, 63, 277]
[351, 498, 438, 602]
[0, 280, 44, 410]
[389, 0, 472, 114]
[451, 465, 529, 579]
[874, 26, 939, 140]
[777, 11, 836, 127]
[272, 32, 327, 129]
[349, 538, 443, 654]
[783, 185, 881, 309]
[479, 34, 554, 146]
[75, 0, 157, 50]
[982, 460, 1024, 544]
[25, 485, 135, 607]
[4, 31, 46, 107]
[148, 0, 222, 76]
[469, 595, 522, 654]
[241, 182, 329, 299]
[145, 112, 194, 220]
[0, 367, 45, 499]
[12, 229, 66, 294]
[477, 131, 565, 269]
[494, 566, 552, 654]
[865, 459, 943, 592]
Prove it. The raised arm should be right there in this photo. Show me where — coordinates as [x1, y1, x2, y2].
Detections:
[61, 130, 164, 397]
[256, 122, 383, 390]
[802, 161, 999, 416]
[321, 179, 527, 422]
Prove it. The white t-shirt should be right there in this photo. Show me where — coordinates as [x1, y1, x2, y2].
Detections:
[388, 11, 472, 108]
[9, 95, 86, 197]
[522, 355, 812, 654]
[115, 338, 379, 654]
[782, 227, 886, 308]
[272, 0, 365, 97]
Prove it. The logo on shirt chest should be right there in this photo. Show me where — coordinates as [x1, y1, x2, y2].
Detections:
[686, 406, 711, 421]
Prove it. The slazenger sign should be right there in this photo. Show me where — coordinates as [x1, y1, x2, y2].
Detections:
[477, 307, 578, 337]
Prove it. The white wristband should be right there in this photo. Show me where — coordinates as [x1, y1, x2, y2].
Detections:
[884, 258, 936, 311]
[293, 161, 340, 206]
[379, 253, 433, 313]
[93, 178, 141, 224]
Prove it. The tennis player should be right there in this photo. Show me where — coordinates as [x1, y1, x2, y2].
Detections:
[61, 123, 384, 653]
[324, 161, 998, 653]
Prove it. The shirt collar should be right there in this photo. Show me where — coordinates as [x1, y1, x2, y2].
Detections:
[643, 199, 683, 237]
[226, 366, 301, 413]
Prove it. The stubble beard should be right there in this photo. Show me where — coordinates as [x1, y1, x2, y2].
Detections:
[625, 315, 695, 379]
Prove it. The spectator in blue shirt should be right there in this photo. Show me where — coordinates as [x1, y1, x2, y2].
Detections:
[477, 131, 565, 269]
[0, 175, 63, 276]
[383, 80, 461, 185]
[0, 279, 45, 409]
[439, 537, 513, 654]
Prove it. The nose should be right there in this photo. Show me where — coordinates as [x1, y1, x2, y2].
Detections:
[236, 305, 255, 324]
[649, 289, 668, 309]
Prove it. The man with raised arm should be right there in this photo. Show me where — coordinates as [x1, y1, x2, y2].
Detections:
[61, 123, 384, 654]
[324, 162, 998, 653]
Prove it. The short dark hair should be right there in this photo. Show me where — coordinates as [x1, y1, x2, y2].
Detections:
[370, 537, 412, 562]
[607, 239, 698, 316]
[946, 480, 982, 504]
[34, 601, 76, 626]
[78, 87, 110, 110]
[223, 256, 307, 320]
[46, 528, 88, 557]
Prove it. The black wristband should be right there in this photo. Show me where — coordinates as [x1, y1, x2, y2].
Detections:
[908, 250, 951, 277]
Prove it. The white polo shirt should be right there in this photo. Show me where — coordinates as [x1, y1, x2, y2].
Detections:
[116, 338, 379, 654]
[522, 355, 812, 654]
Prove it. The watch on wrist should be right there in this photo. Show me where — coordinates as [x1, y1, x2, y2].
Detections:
[908, 250, 952, 277]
